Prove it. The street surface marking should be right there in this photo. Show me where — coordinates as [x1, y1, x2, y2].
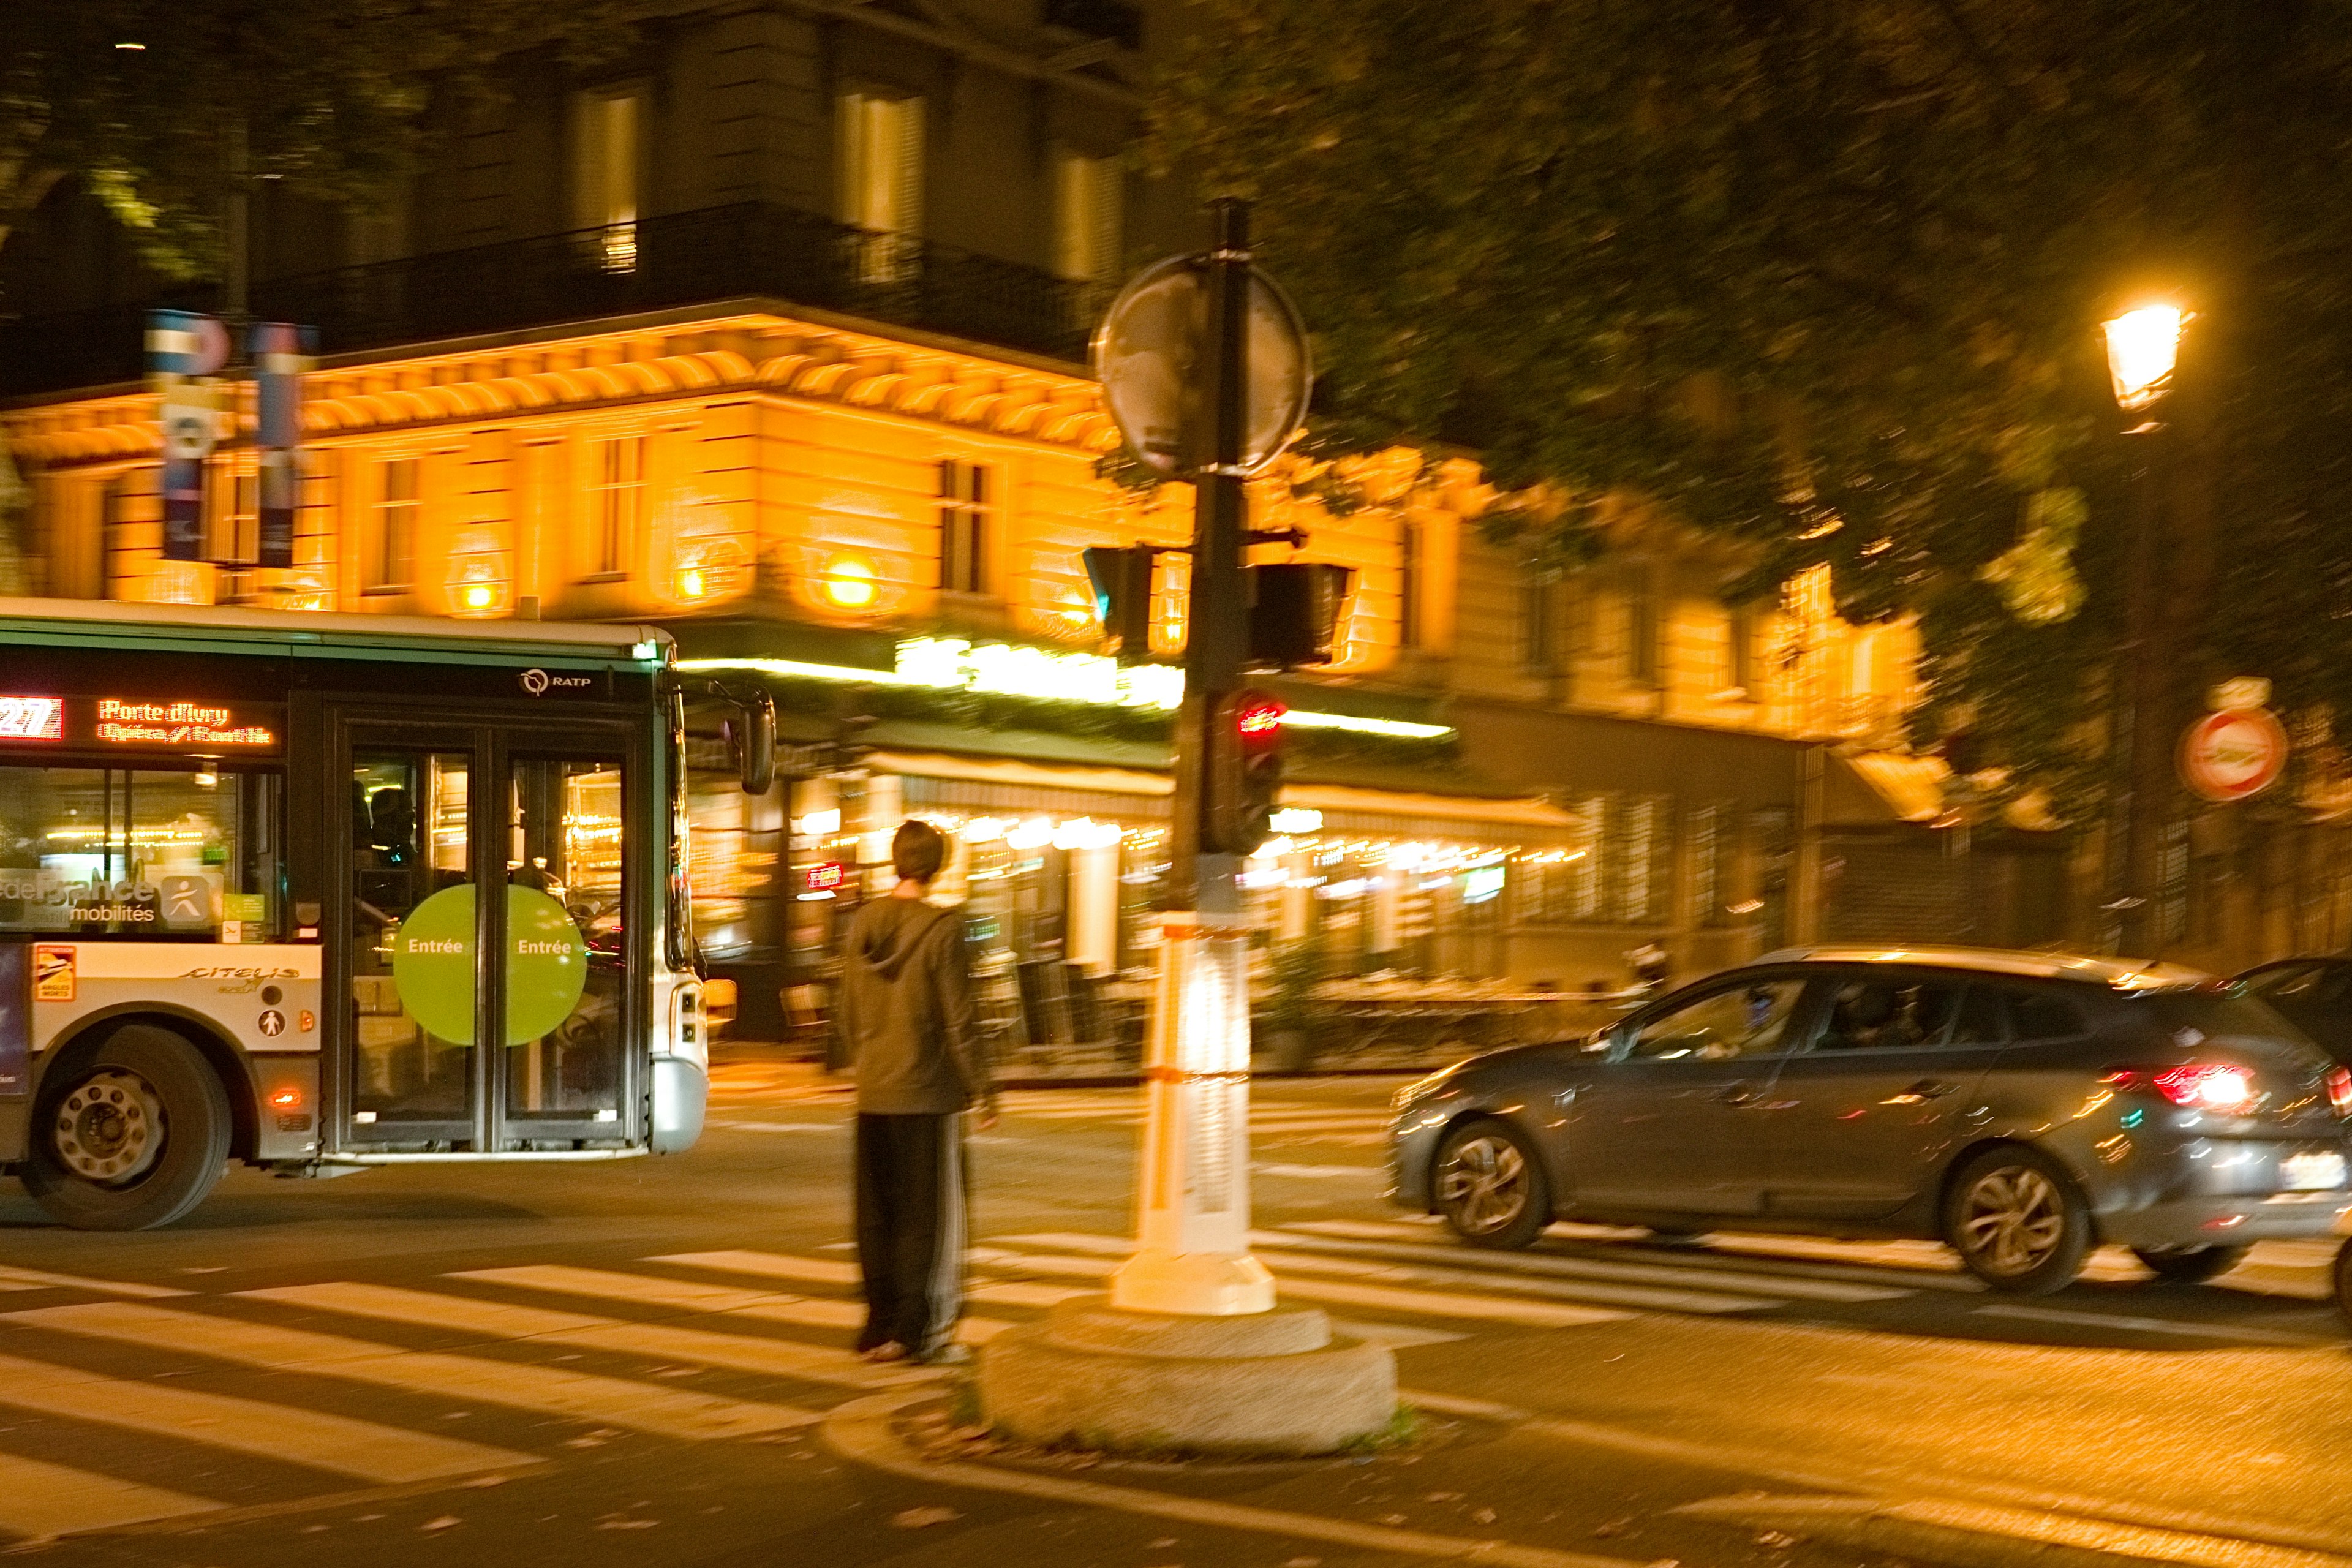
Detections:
[1328, 1317, 1468, 1348]
[11, 1302, 816, 1441]
[246, 1281, 918, 1383]
[0, 1265, 192, 1299]
[0, 1450, 219, 1541]
[448, 1266, 1014, 1344]
[1270, 1225, 1909, 1303]
[1006, 1231, 1776, 1314]
[651, 1250, 862, 1287]
[1972, 1303, 2331, 1345]
[1255, 1163, 1378, 1178]
[968, 1280, 1088, 1308]
[969, 1245, 1626, 1328]
[0, 1347, 537, 1483]
[824, 1389, 1640, 1568]
[1671, 1493, 2352, 1568]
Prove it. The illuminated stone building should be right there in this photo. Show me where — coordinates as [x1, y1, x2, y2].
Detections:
[0, 2, 2026, 1041]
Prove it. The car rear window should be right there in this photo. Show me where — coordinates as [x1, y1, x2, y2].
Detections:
[2144, 992, 2309, 1044]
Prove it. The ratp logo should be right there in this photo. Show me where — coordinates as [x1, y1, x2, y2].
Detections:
[518, 669, 595, 697]
[521, 669, 549, 695]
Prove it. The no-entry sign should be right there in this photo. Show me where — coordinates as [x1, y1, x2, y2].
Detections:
[2179, 707, 2290, 803]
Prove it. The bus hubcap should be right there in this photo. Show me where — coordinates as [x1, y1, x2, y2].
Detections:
[53, 1071, 162, 1185]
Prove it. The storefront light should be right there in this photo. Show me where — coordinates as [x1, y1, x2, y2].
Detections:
[793, 809, 842, 836]
[963, 816, 1006, 844]
[824, 557, 878, 609]
[1268, 807, 1322, 834]
[1006, 816, 1055, 850]
[1052, 818, 1122, 851]
[1250, 835, 1294, 861]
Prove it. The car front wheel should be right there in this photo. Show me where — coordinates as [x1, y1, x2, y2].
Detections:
[1433, 1118, 1550, 1250]
[1943, 1145, 2091, 1294]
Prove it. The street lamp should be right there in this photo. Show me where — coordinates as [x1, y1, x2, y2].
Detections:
[2103, 304, 2187, 415]
[2100, 300, 2189, 957]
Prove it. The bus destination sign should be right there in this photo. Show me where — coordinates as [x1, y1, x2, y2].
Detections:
[0, 695, 282, 753]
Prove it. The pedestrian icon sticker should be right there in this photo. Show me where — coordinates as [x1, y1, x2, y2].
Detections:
[258, 1009, 285, 1037]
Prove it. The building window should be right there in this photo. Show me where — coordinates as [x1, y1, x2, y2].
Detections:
[573, 89, 642, 272]
[1624, 562, 1659, 685]
[589, 436, 646, 579]
[1689, 802, 1738, 927]
[839, 91, 923, 280]
[206, 469, 259, 568]
[365, 459, 418, 593]
[1728, 600, 1757, 696]
[1399, 519, 1423, 651]
[102, 469, 159, 602]
[938, 459, 992, 595]
[1517, 576, 1555, 674]
[1054, 151, 1123, 284]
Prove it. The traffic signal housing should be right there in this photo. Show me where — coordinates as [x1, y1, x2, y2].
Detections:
[1248, 562, 1354, 671]
[1082, 545, 1156, 662]
[1206, 688, 1286, 856]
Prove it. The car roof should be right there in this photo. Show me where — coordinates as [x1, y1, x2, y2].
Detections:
[1754, 945, 2213, 992]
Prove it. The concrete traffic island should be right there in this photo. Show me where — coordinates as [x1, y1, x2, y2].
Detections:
[978, 1295, 1398, 1457]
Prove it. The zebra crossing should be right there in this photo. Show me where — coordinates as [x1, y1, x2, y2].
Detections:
[0, 1216, 2333, 1548]
[994, 1090, 1395, 1145]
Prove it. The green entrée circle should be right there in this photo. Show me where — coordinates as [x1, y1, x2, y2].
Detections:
[390, 884, 589, 1047]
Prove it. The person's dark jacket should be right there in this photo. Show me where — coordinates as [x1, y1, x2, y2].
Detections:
[837, 895, 992, 1115]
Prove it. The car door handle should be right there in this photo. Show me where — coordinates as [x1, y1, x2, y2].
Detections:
[1714, 1082, 1762, 1107]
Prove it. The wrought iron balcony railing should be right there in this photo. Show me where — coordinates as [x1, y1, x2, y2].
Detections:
[1, 203, 1115, 398]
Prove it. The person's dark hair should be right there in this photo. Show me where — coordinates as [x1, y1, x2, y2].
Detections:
[892, 818, 949, 883]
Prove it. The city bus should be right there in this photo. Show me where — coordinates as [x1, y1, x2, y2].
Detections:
[0, 599, 771, 1229]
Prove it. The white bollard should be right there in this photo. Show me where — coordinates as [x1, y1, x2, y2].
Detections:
[1109, 908, 1275, 1316]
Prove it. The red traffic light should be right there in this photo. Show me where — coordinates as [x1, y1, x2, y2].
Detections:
[1236, 695, 1285, 744]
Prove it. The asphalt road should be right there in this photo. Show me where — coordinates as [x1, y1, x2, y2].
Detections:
[1, 1063, 2348, 1568]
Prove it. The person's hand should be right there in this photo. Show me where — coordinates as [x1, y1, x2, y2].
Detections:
[976, 1106, 1000, 1131]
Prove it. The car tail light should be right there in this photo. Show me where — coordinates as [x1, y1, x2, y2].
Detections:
[2105, 1063, 2261, 1114]
[2326, 1066, 2352, 1116]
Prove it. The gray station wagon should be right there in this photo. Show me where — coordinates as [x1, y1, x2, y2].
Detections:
[1388, 946, 2352, 1292]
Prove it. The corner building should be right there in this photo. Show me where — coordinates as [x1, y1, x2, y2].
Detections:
[0, 2, 2025, 1047]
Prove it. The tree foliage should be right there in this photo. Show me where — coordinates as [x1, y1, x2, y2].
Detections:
[1, 0, 630, 277]
[1148, 1, 2352, 814]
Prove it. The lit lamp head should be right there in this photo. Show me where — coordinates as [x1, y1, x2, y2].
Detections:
[823, 557, 877, 610]
[2103, 304, 2187, 413]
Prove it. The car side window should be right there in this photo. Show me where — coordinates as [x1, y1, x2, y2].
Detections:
[2001, 988, 2089, 1042]
[1814, 977, 1966, 1052]
[1626, 980, 1806, 1061]
[1949, 984, 2011, 1046]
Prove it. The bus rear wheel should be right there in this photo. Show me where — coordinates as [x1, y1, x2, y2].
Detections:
[23, 1027, 230, 1231]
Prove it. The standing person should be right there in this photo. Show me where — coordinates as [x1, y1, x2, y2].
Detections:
[837, 819, 997, 1365]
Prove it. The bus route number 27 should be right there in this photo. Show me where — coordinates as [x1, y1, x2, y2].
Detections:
[0, 696, 62, 741]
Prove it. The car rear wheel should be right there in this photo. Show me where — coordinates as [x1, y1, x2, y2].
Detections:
[21, 1026, 230, 1232]
[2131, 1245, 2250, 1284]
[1433, 1118, 1550, 1250]
[1943, 1145, 2091, 1294]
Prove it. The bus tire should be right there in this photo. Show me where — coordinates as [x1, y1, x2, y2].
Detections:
[21, 1026, 232, 1231]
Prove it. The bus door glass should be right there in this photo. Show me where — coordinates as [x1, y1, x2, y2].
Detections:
[503, 755, 627, 1129]
[350, 745, 476, 1136]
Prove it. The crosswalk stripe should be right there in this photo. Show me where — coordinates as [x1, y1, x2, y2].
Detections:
[456, 1264, 1015, 1346]
[650, 1250, 862, 1287]
[967, 1246, 1626, 1329]
[0, 1451, 219, 1540]
[1003, 1231, 1774, 1314]
[246, 1281, 908, 1388]
[10, 1302, 814, 1442]
[969, 1280, 1088, 1308]
[1329, 1318, 1468, 1348]
[1269, 1226, 1910, 1304]
[0, 1265, 190, 1299]
[0, 1348, 535, 1483]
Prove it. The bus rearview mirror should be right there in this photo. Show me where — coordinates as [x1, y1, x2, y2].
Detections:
[732, 691, 775, 796]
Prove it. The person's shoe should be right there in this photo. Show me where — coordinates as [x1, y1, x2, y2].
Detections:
[860, 1341, 908, 1363]
[914, 1341, 971, 1368]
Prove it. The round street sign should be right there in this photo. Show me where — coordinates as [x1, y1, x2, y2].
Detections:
[2179, 707, 2290, 803]
[1091, 255, 1312, 479]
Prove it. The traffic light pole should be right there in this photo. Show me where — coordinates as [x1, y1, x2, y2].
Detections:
[1109, 197, 1275, 1316]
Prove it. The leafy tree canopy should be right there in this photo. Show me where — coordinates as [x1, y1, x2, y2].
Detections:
[1148, 1, 2352, 813]
[1, 0, 628, 277]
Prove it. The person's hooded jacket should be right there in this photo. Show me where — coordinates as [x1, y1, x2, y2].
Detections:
[837, 895, 992, 1115]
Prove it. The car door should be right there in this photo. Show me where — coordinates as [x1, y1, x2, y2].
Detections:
[1561, 971, 1814, 1218]
[1762, 967, 2009, 1221]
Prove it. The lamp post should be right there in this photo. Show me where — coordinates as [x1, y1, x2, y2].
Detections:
[2101, 303, 2188, 957]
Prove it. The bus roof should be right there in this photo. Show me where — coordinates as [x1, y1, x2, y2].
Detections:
[0, 597, 671, 667]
